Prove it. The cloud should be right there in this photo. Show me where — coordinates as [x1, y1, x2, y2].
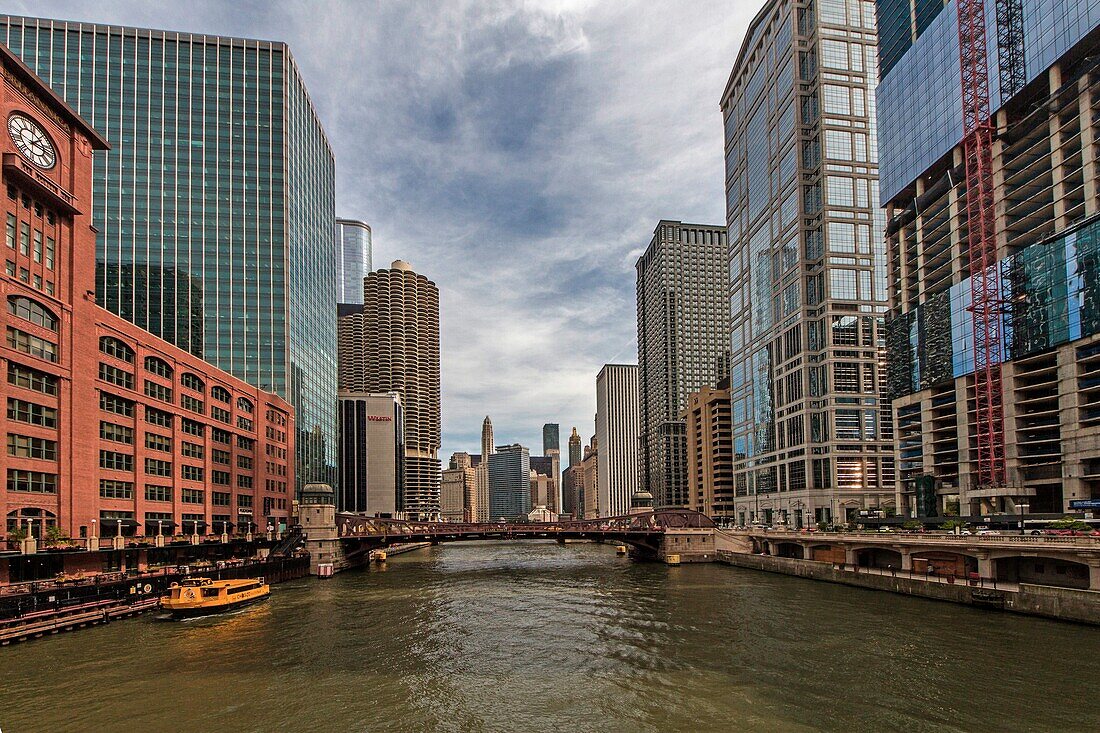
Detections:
[3, 0, 756, 458]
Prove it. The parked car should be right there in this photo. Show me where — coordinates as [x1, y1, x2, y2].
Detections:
[976, 529, 1000, 536]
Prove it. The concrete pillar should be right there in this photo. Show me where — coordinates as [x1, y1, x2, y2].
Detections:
[898, 546, 912, 571]
[976, 552, 993, 580]
[1079, 77, 1097, 215]
[1087, 559, 1100, 591]
[844, 546, 857, 565]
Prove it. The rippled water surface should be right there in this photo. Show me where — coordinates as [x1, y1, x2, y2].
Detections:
[3, 541, 1100, 733]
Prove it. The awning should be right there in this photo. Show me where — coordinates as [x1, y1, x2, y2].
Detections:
[211, 519, 234, 531]
[98, 518, 138, 531]
[180, 519, 208, 532]
[143, 520, 178, 532]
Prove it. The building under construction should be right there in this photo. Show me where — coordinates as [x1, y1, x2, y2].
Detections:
[878, 0, 1100, 519]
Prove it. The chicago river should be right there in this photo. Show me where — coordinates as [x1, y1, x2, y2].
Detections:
[3, 543, 1099, 733]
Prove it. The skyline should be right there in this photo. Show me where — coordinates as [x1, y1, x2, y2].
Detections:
[0, 0, 755, 459]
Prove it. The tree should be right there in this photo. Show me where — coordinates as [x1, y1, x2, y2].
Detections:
[940, 518, 968, 531]
[1047, 517, 1090, 531]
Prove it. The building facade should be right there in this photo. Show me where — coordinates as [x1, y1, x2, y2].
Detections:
[636, 220, 730, 508]
[488, 443, 530, 520]
[542, 423, 559, 453]
[595, 364, 639, 518]
[683, 383, 735, 519]
[567, 426, 581, 467]
[581, 437, 599, 520]
[338, 260, 441, 518]
[721, 0, 894, 529]
[336, 218, 372, 305]
[337, 392, 403, 516]
[878, 0, 1100, 518]
[0, 17, 339, 493]
[444, 451, 478, 522]
[0, 43, 293, 540]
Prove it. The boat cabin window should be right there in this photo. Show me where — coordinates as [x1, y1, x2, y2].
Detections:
[202, 588, 221, 598]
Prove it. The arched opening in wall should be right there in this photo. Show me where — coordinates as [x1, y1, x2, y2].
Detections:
[911, 552, 978, 578]
[5, 507, 57, 538]
[809, 544, 845, 563]
[855, 547, 903, 570]
[994, 556, 1090, 590]
[775, 542, 805, 559]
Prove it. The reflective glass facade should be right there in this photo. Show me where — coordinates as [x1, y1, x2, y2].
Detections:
[336, 218, 372, 304]
[877, 0, 1100, 201]
[887, 218, 1100, 399]
[721, 0, 894, 526]
[0, 17, 338, 491]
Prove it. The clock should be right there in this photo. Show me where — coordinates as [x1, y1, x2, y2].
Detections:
[8, 114, 56, 170]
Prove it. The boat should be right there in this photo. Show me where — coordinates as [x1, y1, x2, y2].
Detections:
[159, 577, 270, 618]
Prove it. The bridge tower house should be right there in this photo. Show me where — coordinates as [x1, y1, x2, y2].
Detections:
[299, 483, 348, 575]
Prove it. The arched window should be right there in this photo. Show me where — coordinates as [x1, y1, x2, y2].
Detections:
[236, 396, 254, 414]
[181, 372, 205, 392]
[6, 508, 57, 538]
[211, 386, 232, 404]
[144, 356, 173, 379]
[99, 336, 135, 364]
[8, 296, 58, 331]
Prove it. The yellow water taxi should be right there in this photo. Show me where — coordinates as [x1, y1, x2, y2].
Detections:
[159, 577, 270, 618]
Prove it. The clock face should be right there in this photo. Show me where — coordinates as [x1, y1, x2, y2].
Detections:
[8, 114, 56, 170]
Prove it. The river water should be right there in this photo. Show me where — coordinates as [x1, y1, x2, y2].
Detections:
[2, 541, 1099, 733]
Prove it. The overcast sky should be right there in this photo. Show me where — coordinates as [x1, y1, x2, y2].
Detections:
[5, 0, 756, 459]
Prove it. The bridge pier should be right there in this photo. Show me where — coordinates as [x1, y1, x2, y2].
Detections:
[299, 483, 349, 575]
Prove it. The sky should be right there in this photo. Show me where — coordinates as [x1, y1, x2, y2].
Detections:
[3, 0, 757, 459]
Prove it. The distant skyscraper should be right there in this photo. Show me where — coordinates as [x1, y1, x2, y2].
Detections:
[542, 423, 560, 453]
[336, 218, 373, 304]
[596, 364, 640, 517]
[721, 0, 893, 528]
[338, 261, 441, 518]
[489, 444, 531, 520]
[338, 393, 404, 515]
[0, 16, 339, 491]
[481, 416, 495, 459]
[636, 220, 730, 508]
[568, 427, 582, 467]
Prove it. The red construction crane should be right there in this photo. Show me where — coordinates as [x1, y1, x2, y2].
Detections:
[956, 0, 1006, 488]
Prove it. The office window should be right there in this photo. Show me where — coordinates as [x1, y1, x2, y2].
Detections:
[145, 407, 173, 428]
[145, 485, 172, 502]
[99, 479, 134, 499]
[7, 397, 57, 427]
[181, 465, 204, 482]
[145, 433, 173, 452]
[100, 336, 135, 363]
[7, 433, 57, 460]
[144, 356, 173, 378]
[8, 296, 58, 330]
[6, 327, 57, 362]
[181, 488, 205, 504]
[145, 458, 173, 477]
[100, 421, 134, 444]
[7, 362, 58, 395]
[144, 380, 173, 403]
[99, 392, 134, 417]
[99, 363, 134, 390]
[8, 469, 57, 493]
[99, 450, 133, 472]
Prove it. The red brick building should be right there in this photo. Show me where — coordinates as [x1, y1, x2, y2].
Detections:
[0, 43, 293, 543]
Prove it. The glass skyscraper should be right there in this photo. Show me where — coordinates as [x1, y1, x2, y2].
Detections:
[336, 218, 372, 305]
[721, 0, 894, 529]
[0, 16, 338, 491]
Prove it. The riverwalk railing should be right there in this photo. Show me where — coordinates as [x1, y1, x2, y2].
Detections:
[730, 529, 1100, 548]
[715, 549, 1015, 591]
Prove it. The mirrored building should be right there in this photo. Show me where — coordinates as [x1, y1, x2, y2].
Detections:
[721, 0, 895, 529]
[0, 16, 339, 492]
[336, 218, 372, 305]
[878, 0, 1100, 517]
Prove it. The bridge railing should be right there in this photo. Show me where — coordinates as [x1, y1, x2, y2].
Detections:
[335, 509, 716, 537]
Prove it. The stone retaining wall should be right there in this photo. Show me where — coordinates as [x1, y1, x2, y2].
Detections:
[719, 552, 1100, 625]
